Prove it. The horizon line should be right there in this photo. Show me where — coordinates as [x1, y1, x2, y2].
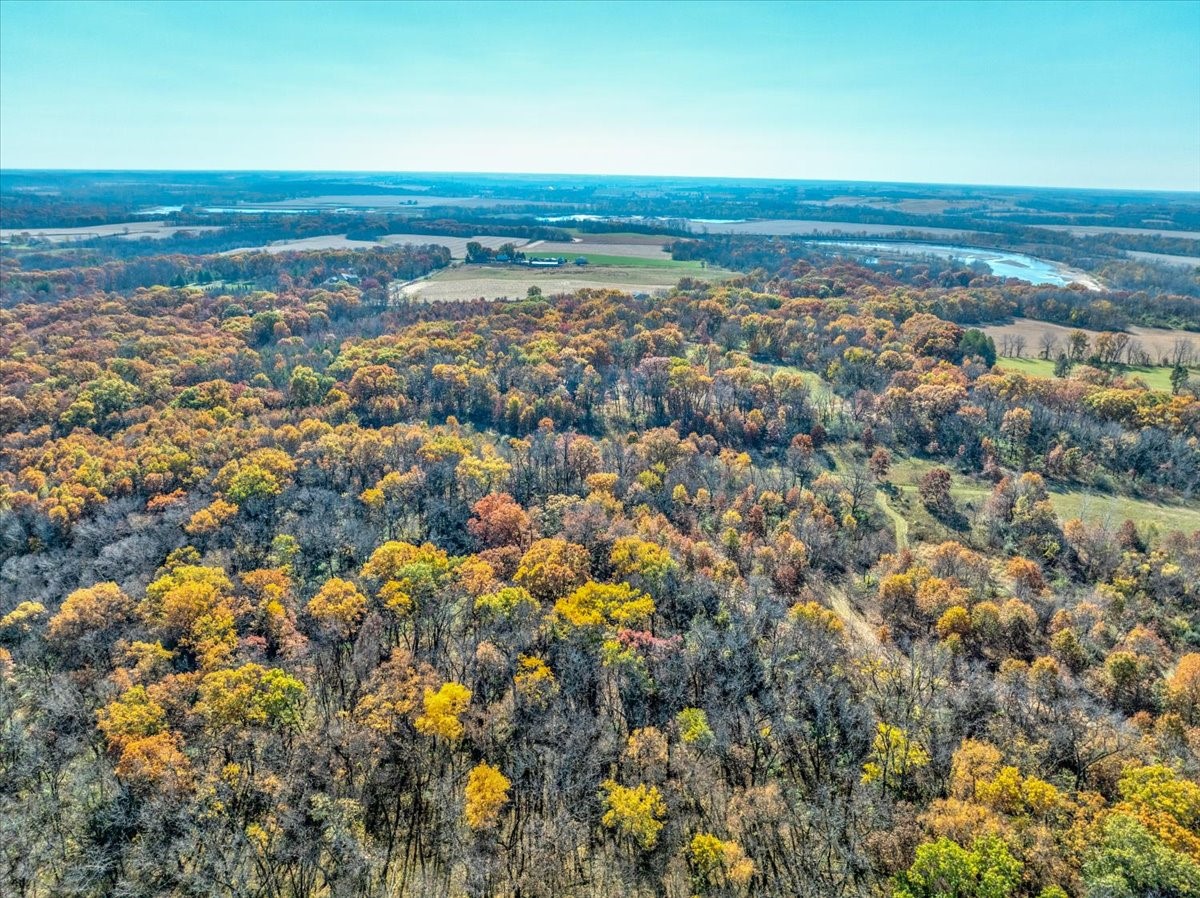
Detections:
[2, 167, 1197, 196]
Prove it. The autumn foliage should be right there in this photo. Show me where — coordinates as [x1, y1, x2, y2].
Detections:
[2, 245, 1200, 897]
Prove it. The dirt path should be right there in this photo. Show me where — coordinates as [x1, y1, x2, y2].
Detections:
[826, 489, 911, 664]
[828, 585, 883, 652]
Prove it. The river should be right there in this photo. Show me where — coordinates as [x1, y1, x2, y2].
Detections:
[811, 240, 1100, 289]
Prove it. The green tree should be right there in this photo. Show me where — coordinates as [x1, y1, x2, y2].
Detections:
[894, 835, 1022, 898]
[958, 329, 997, 368]
[196, 663, 306, 731]
[1082, 814, 1200, 898]
[1171, 362, 1190, 395]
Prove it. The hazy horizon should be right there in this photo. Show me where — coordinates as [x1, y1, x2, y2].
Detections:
[3, 168, 1198, 197]
[2, 0, 1197, 191]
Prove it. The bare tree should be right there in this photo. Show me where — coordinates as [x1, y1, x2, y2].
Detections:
[1172, 337, 1195, 367]
[1068, 330, 1090, 362]
[1111, 332, 1131, 365]
[1038, 332, 1058, 360]
[1127, 340, 1149, 367]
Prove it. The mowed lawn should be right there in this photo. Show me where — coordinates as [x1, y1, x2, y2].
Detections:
[994, 356, 1180, 392]
[888, 456, 1200, 535]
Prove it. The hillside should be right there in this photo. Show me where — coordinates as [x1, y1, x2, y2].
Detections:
[2, 240, 1199, 897]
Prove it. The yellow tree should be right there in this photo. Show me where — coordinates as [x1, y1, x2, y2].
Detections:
[464, 762, 511, 830]
[514, 538, 591, 602]
[195, 663, 306, 732]
[307, 578, 368, 641]
[97, 685, 167, 752]
[48, 582, 134, 663]
[554, 582, 654, 630]
[600, 781, 667, 850]
[414, 681, 471, 740]
[1166, 654, 1200, 724]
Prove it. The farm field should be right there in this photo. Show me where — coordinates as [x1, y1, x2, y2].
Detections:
[522, 239, 677, 261]
[1038, 224, 1200, 239]
[807, 196, 997, 214]
[562, 230, 680, 245]
[398, 260, 725, 302]
[222, 233, 528, 258]
[983, 317, 1196, 365]
[1126, 250, 1200, 267]
[378, 234, 529, 259]
[685, 218, 983, 237]
[0, 220, 222, 241]
[249, 194, 566, 210]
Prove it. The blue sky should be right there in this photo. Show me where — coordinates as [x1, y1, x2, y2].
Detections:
[1, 0, 1197, 189]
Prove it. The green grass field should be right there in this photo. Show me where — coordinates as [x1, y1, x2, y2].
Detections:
[888, 455, 1200, 536]
[994, 356, 1178, 392]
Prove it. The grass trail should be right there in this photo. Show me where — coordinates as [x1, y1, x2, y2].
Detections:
[876, 489, 910, 549]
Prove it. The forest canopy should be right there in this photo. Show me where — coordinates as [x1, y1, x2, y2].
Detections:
[2, 195, 1200, 898]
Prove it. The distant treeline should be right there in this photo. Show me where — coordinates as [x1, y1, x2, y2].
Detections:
[342, 217, 570, 243]
[0, 245, 450, 306]
[2, 214, 572, 264]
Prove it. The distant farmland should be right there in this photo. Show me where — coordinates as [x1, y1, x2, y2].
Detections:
[1038, 224, 1200, 239]
[0, 221, 222, 241]
[523, 239, 678, 261]
[1125, 250, 1200, 268]
[222, 233, 529, 258]
[686, 218, 979, 237]
[249, 194, 566, 211]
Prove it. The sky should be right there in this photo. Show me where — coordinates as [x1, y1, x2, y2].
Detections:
[1, 0, 1198, 190]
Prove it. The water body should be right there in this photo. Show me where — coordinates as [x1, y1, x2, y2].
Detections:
[205, 207, 312, 214]
[537, 214, 608, 222]
[135, 205, 313, 215]
[813, 240, 1091, 288]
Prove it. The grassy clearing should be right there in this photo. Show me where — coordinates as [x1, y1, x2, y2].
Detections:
[888, 456, 1200, 536]
[994, 356, 1178, 391]
[994, 357, 1057, 378]
[748, 361, 837, 401]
